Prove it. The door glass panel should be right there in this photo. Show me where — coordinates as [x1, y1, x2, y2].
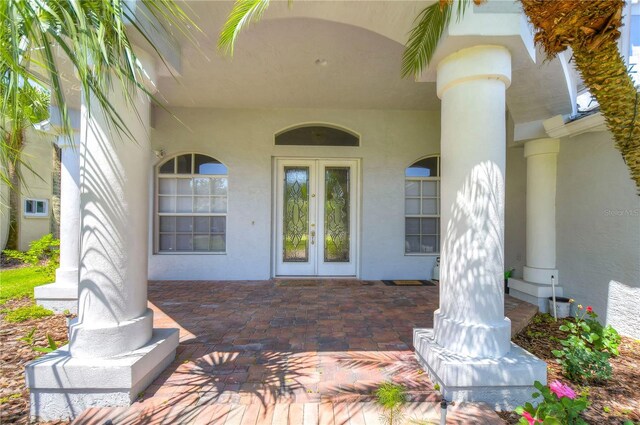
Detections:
[283, 167, 309, 262]
[324, 167, 350, 262]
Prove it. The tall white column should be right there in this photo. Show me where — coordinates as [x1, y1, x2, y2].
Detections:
[414, 45, 546, 409]
[35, 135, 81, 313]
[26, 49, 178, 421]
[523, 138, 560, 284]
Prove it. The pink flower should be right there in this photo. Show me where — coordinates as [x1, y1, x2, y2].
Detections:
[549, 380, 577, 400]
[521, 411, 542, 425]
[586, 306, 593, 313]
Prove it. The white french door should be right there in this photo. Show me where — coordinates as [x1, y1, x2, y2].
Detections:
[275, 159, 358, 276]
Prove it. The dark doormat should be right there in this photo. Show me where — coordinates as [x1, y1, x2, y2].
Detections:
[382, 280, 436, 286]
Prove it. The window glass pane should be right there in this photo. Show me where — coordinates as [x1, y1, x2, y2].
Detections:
[422, 199, 438, 215]
[159, 158, 174, 174]
[177, 179, 192, 195]
[422, 181, 437, 197]
[176, 217, 193, 232]
[211, 197, 227, 213]
[211, 178, 228, 195]
[405, 199, 420, 215]
[195, 155, 227, 175]
[405, 236, 420, 253]
[159, 178, 177, 195]
[210, 235, 226, 252]
[193, 178, 210, 195]
[160, 216, 176, 232]
[36, 201, 45, 213]
[194, 196, 210, 213]
[194, 217, 209, 233]
[159, 234, 175, 251]
[176, 154, 192, 174]
[275, 126, 359, 146]
[421, 236, 437, 253]
[176, 235, 193, 251]
[405, 218, 420, 235]
[25, 200, 34, 214]
[406, 157, 438, 177]
[405, 181, 420, 196]
[211, 217, 226, 233]
[193, 235, 210, 251]
[158, 197, 176, 213]
[421, 218, 438, 234]
[176, 197, 193, 213]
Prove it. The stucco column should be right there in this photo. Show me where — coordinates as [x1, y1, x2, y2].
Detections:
[434, 45, 512, 358]
[523, 138, 560, 284]
[414, 45, 546, 408]
[35, 134, 80, 313]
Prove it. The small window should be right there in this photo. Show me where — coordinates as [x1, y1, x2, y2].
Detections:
[275, 125, 359, 146]
[405, 156, 440, 255]
[24, 199, 49, 217]
[157, 154, 228, 253]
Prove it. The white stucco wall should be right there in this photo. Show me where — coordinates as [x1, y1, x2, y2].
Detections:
[556, 131, 640, 339]
[149, 107, 526, 282]
[149, 107, 439, 280]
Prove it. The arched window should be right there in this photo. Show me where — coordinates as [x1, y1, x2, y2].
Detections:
[405, 156, 440, 254]
[156, 154, 228, 253]
[275, 125, 359, 146]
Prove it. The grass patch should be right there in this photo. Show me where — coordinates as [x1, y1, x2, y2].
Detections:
[0, 266, 51, 303]
[2, 304, 53, 323]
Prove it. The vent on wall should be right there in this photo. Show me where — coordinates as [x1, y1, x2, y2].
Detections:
[275, 125, 359, 147]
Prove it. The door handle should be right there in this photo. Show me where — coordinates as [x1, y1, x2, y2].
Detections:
[310, 230, 316, 245]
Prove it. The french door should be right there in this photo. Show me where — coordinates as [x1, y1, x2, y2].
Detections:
[275, 159, 358, 276]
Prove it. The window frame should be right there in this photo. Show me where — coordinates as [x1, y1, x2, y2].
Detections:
[154, 153, 228, 255]
[404, 155, 441, 256]
[24, 198, 49, 218]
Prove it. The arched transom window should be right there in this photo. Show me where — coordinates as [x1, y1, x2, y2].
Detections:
[405, 156, 440, 254]
[157, 154, 228, 253]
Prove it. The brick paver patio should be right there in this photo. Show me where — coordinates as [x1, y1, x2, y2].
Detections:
[72, 280, 537, 424]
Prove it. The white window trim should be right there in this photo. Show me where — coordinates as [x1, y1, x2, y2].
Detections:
[154, 153, 228, 255]
[404, 156, 441, 256]
[24, 198, 49, 218]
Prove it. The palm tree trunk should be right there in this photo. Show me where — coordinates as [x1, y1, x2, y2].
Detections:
[573, 41, 639, 190]
[6, 130, 24, 250]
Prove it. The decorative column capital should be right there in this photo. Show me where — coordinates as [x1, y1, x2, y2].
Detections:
[524, 138, 560, 158]
[436, 45, 511, 99]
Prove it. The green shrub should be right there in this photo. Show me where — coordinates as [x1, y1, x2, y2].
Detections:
[375, 382, 407, 425]
[3, 304, 53, 323]
[3, 234, 60, 279]
[553, 306, 619, 383]
[516, 380, 588, 425]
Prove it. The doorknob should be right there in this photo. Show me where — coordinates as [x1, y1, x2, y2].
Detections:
[310, 230, 316, 245]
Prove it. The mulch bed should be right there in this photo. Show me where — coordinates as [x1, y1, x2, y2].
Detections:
[499, 313, 640, 424]
[0, 297, 69, 425]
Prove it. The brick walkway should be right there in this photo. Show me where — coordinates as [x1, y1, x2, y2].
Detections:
[72, 280, 537, 424]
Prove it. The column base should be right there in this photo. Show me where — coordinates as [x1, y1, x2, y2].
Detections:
[26, 328, 179, 421]
[509, 278, 564, 313]
[34, 268, 79, 313]
[523, 266, 558, 285]
[414, 329, 547, 410]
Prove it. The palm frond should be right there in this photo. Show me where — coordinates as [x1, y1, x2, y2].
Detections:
[402, 0, 473, 79]
[218, 0, 272, 56]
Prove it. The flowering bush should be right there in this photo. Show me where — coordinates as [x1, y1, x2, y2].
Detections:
[552, 305, 620, 383]
[516, 380, 588, 425]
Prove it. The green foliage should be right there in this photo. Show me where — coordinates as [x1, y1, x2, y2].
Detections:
[553, 306, 620, 383]
[375, 382, 407, 425]
[3, 234, 59, 279]
[18, 326, 62, 353]
[3, 303, 53, 322]
[218, 0, 272, 56]
[515, 381, 588, 425]
[0, 266, 50, 303]
[19, 327, 37, 345]
[0, 393, 21, 404]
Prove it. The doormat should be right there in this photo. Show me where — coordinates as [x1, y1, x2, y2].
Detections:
[382, 280, 436, 286]
[275, 280, 319, 287]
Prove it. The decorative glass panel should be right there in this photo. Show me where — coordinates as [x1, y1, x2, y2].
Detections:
[324, 167, 350, 262]
[283, 167, 309, 262]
